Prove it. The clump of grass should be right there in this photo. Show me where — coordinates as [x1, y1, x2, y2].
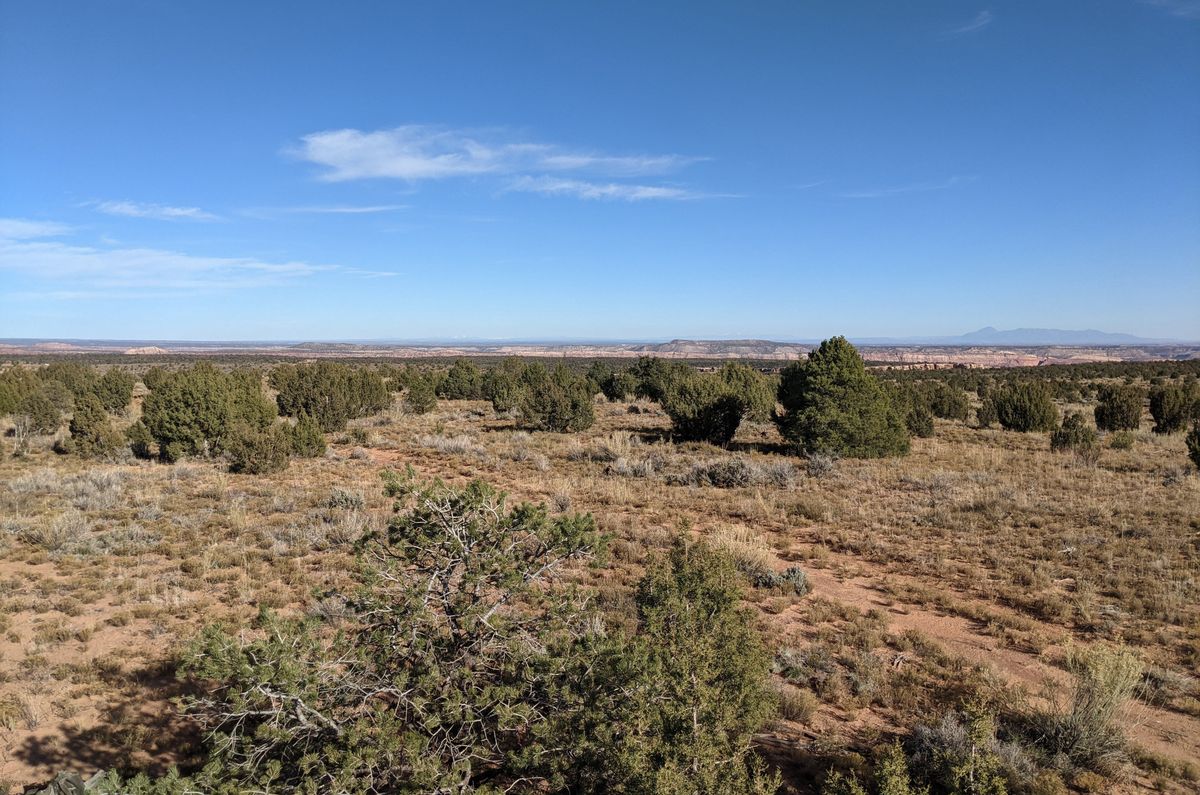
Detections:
[8, 467, 63, 494]
[776, 683, 818, 722]
[673, 457, 796, 489]
[415, 433, 485, 456]
[20, 511, 92, 552]
[607, 455, 663, 479]
[323, 488, 365, 510]
[67, 468, 126, 510]
[707, 525, 775, 579]
[804, 453, 838, 479]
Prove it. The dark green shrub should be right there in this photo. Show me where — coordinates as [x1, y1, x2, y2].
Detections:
[1093, 384, 1143, 432]
[68, 393, 122, 458]
[404, 376, 438, 415]
[516, 363, 595, 432]
[167, 475, 604, 792]
[923, 381, 970, 421]
[976, 395, 999, 428]
[0, 367, 40, 416]
[226, 424, 292, 474]
[38, 379, 76, 413]
[989, 382, 1059, 432]
[289, 412, 327, 458]
[659, 364, 774, 446]
[599, 369, 639, 402]
[77, 478, 783, 795]
[1051, 411, 1099, 455]
[720, 363, 776, 422]
[889, 384, 935, 438]
[271, 362, 389, 432]
[1187, 422, 1200, 470]
[1149, 384, 1198, 434]
[1108, 430, 1135, 450]
[584, 360, 612, 396]
[775, 337, 909, 458]
[17, 389, 63, 434]
[437, 358, 483, 400]
[481, 357, 526, 413]
[126, 420, 156, 460]
[38, 361, 97, 397]
[563, 538, 780, 794]
[93, 368, 136, 413]
[142, 363, 276, 461]
[663, 372, 746, 445]
[141, 366, 169, 392]
[631, 356, 691, 403]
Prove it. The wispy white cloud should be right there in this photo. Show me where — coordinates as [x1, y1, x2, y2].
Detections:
[0, 218, 71, 239]
[943, 10, 993, 36]
[1141, 0, 1200, 18]
[91, 200, 220, 221]
[507, 176, 715, 201]
[290, 125, 708, 199]
[0, 217, 393, 295]
[838, 175, 972, 199]
[243, 204, 409, 218]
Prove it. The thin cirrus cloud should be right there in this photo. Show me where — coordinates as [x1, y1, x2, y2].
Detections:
[290, 124, 711, 200]
[242, 204, 409, 218]
[508, 176, 710, 202]
[943, 10, 993, 36]
[837, 175, 973, 199]
[0, 218, 72, 239]
[0, 217, 395, 298]
[91, 200, 220, 221]
[1142, 0, 1200, 19]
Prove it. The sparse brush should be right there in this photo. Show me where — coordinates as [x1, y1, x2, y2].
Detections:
[707, 525, 775, 579]
[20, 511, 91, 552]
[323, 488, 366, 510]
[415, 433, 486, 456]
[672, 457, 796, 489]
[1033, 645, 1143, 774]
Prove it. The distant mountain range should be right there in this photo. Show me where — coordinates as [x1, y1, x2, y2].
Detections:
[850, 327, 1182, 346]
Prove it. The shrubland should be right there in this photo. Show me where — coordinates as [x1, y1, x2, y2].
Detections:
[0, 350, 1198, 794]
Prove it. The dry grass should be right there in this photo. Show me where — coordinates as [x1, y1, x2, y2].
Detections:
[0, 380, 1198, 792]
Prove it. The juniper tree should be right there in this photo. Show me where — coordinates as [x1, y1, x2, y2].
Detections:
[94, 368, 136, 413]
[289, 412, 327, 458]
[142, 363, 276, 462]
[561, 538, 780, 794]
[659, 363, 773, 446]
[169, 474, 606, 793]
[16, 388, 63, 435]
[226, 424, 292, 474]
[271, 362, 389, 432]
[68, 392, 122, 458]
[1093, 384, 1143, 432]
[1149, 383, 1198, 434]
[988, 382, 1059, 432]
[516, 363, 595, 432]
[482, 357, 527, 413]
[437, 358, 484, 400]
[775, 337, 909, 458]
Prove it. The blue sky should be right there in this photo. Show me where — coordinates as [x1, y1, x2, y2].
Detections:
[1, 1, 1197, 341]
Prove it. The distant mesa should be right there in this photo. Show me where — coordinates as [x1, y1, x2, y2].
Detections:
[288, 342, 364, 351]
[124, 346, 169, 355]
